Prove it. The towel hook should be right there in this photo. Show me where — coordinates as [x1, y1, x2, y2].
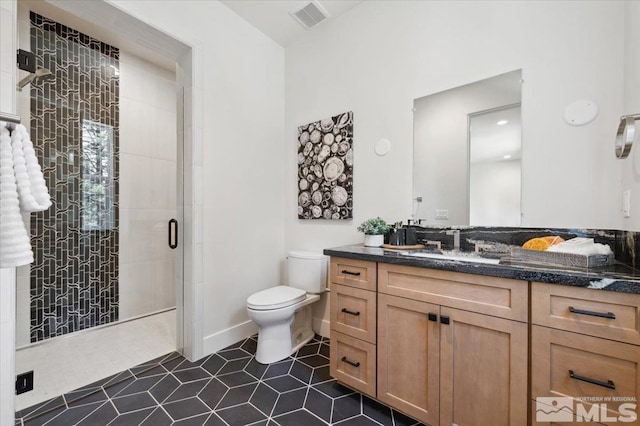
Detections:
[0, 112, 21, 132]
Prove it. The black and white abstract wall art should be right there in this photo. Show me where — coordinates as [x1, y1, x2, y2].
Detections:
[297, 111, 353, 220]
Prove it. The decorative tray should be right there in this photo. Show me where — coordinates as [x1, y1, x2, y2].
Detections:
[381, 244, 425, 250]
[510, 247, 614, 268]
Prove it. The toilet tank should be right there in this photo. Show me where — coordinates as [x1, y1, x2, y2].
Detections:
[287, 251, 327, 294]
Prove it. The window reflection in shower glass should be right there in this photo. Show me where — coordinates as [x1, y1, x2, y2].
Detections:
[82, 119, 115, 231]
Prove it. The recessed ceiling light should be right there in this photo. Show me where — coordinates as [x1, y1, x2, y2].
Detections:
[497, 120, 508, 126]
[503, 154, 512, 159]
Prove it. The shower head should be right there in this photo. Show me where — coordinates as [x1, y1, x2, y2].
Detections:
[17, 68, 52, 91]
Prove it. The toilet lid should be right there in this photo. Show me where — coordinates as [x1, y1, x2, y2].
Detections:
[247, 286, 307, 310]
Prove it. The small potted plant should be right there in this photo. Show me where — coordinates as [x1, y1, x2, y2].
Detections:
[357, 217, 390, 247]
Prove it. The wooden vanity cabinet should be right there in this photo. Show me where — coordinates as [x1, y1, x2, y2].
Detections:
[329, 258, 378, 396]
[329, 256, 640, 426]
[377, 263, 528, 426]
[531, 282, 640, 426]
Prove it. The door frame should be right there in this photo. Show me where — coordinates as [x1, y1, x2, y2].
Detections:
[15, 0, 201, 360]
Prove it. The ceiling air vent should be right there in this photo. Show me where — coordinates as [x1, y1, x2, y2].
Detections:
[290, 1, 330, 30]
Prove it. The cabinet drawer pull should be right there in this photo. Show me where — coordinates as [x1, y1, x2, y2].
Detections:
[569, 306, 616, 319]
[569, 370, 616, 389]
[342, 270, 361, 277]
[341, 357, 361, 368]
[440, 315, 450, 325]
[428, 312, 438, 322]
[341, 308, 360, 316]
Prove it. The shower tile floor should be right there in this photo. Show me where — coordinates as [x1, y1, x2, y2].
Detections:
[15, 334, 424, 426]
[15, 310, 177, 412]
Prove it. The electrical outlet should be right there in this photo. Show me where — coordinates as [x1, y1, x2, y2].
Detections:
[435, 209, 449, 220]
[623, 190, 631, 218]
[16, 371, 34, 395]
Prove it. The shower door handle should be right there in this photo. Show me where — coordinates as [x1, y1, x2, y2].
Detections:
[168, 219, 178, 249]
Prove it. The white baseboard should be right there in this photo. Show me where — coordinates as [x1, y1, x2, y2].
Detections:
[313, 317, 330, 338]
[202, 320, 258, 356]
[203, 318, 328, 358]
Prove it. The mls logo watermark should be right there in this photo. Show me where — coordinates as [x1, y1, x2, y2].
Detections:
[536, 397, 574, 422]
[536, 396, 638, 423]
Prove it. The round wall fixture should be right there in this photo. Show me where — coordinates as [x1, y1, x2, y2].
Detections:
[563, 100, 599, 126]
[616, 115, 636, 159]
[375, 138, 391, 156]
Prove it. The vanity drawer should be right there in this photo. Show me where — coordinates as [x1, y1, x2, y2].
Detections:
[378, 263, 527, 322]
[330, 284, 376, 343]
[532, 282, 640, 345]
[330, 257, 377, 291]
[330, 331, 376, 397]
[531, 325, 640, 423]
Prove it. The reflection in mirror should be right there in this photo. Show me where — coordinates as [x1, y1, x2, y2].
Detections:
[469, 104, 521, 226]
[413, 69, 522, 226]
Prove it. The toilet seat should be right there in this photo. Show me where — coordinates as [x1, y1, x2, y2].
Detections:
[247, 286, 307, 310]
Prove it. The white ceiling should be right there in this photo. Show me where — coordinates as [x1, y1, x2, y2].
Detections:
[23, 0, 182, 71]
[220, 0, 362, 47]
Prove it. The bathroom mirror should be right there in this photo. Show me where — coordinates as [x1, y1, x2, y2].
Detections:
[413, 70, 522, 226]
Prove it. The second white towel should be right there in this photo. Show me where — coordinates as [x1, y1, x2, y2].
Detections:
[0, 124, 34, 268]
[11, 124, 52, 213]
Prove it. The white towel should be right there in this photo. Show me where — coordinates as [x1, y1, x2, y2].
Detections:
[11, 124, 52, 212]
[546, 237, 613, 256]
[0, 124, 34, 268]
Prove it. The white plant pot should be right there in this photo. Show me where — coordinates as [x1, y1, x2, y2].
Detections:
[364, 234, 384, 247]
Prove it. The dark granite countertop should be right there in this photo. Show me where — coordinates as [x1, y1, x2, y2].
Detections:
[323, 245, 640, 294]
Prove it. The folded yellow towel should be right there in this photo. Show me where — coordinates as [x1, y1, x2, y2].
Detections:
[522, 238, 550, 251]
[522, 236, 564, 251]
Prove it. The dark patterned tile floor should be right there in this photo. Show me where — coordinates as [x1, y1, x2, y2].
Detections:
[15, 335, 424, 426]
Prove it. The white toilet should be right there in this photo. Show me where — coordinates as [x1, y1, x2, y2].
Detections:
[247, 251, 327, 364]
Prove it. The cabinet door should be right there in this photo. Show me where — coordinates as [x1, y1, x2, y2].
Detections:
[378, 294, 440, 426]
[439, 307, 528, 426]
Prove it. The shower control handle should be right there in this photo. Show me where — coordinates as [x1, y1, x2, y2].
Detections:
[168, 219, 178, 249]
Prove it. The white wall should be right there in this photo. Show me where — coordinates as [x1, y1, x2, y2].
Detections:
[470, 159, 521, 226]
[13, 6, 29, 350]
[119, 51, 177, 320]
[285, 1, 625, 328]
[0, 0, 17, 422]
[111, 0, 285, 356]
[620, 1, 640, 231]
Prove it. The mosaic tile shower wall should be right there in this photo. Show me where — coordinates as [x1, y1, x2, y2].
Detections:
[29, 12, 120, 342]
